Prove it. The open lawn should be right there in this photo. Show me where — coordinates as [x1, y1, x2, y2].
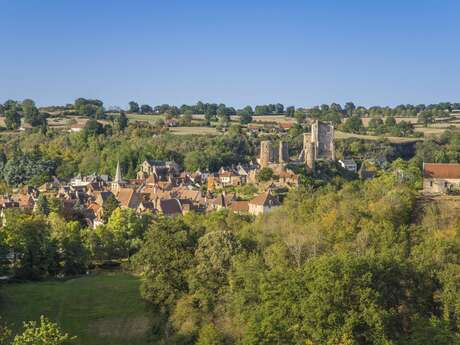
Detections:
[0, 271, 153, 345]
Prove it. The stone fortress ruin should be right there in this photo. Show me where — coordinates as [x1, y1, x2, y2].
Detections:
[258, 120, 335, 174]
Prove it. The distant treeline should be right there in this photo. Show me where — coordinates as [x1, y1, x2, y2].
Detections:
[2, 98, 460, 128]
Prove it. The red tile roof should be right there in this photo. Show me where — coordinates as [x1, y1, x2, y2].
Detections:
[423, 163, 460, 179]
[230, 200, 249, 213]
[279, 122, 294, 129]
[249, 191, 280, 207]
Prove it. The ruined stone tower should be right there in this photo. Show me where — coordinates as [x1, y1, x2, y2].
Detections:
[303, 133, 310, 159]
[259, 141, 272, 168]
[306, 141, 316, 174]
[279, 141, 289, 164]
[303, 133, 315, 174]
[310, 120, 335, 160]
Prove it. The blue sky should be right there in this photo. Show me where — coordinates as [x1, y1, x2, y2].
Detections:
[1, 0, 459, 108]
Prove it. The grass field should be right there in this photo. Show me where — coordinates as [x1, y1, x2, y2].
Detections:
[359, 117, 419, 126]
[0, 271, 152, 345]
[335, 130, 421, 144]
[169, 126, 219, 135]
[126, 113, 165, 122]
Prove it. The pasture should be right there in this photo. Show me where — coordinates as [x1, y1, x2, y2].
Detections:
[169, 126, 220, 135]
[0, 271, 152, 345]
[335, 130, 422, 144]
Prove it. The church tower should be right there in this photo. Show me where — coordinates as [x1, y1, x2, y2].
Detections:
[111, 160, 124, 194]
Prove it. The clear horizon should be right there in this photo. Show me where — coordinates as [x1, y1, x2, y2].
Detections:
[1, 0, 459, 108]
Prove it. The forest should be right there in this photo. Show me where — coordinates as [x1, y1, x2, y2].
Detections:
[0, 161, 459, 344]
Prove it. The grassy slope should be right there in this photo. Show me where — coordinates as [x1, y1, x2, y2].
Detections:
[334, 130, 422, 144]
[0, 271, 152, 345]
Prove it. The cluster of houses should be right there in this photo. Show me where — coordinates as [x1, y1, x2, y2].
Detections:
[0, 159, 286, 227]
[9, 120, 456, 229]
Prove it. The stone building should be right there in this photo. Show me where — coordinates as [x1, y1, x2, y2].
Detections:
[423, 163, 460, 194]
[248, 190, 280, 215]
[279, 141, 289, 163]
[302, 120, 335, 174]
[259, 141, 272, 167]
[311, 120, 335, 160]
[111, 161, 125, 194]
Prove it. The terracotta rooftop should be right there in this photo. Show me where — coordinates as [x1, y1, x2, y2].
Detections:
[159, 199, 182, 216]
[117, 188, 142, 209]
[279, 122, 294, 129]
[249, 191, 280, 207]
[230, 200, 249, 213]
[423, 163, 460, 179]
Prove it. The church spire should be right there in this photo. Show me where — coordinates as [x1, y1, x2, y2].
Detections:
[111, 160, 124, 194]
[114, 160, 122, 183]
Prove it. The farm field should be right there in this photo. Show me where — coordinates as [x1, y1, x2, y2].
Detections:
[0, 271, 152, 345]
[251, 115, 295, 123]
[125, 113, 164, 122]
[169, 126, 219, 135]
[335, 130, 422, 144]
[359, 117, 419, 126]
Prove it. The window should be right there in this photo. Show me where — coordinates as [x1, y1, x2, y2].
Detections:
[430, 181, 433, 187]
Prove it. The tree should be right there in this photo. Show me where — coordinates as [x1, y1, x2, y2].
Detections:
[34, 195, 49, 216]
[49, 214, 88, 275]
[217, 106, 230, 126]
[4, 108, 21, 130]
[189, 230, 241, 311]
[128, 101, 139, 113]
[258, 167, 274, 182]
[133, 218, 197, 309]
[275, 103, 284, 114]
[84, 225, 117, 262]
[196, 323, 225, 345]
[238, 106, 253, 124]
[0, 317, 12, 345]
[106, 208, 147, 260]
[74, 98, 103, 117]
[102, 195, 119, 223]
[286, 106, 295, 117]
[22, 99, 46, 127]
[418, 111, 434, 127]
[342, 116, 363, 133]
[345, 102, 356, 117]
[239, 111, 252, 125]
[324, 111, 342, 126]
[244, 254, 439, 345]
[368, 117, 384, 131]
[83, 119, 104, 137]
[182, 111, 193, 125]
[184, 151, 210, 172]
[140, 104, 153, 114]
[12, 316, 75, 345]
[385, 116, 397, 127]
[330, 102, 343, 113]
[294, 109, 306, 124]
[3, 153, 57, 187]
[2, 211, 56, 280]
[117, 111, 128, 131]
